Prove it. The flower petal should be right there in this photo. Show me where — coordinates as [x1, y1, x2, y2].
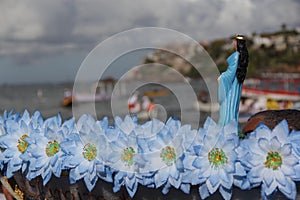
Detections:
[263, 181, 277, 196]
[219, 185, 232, 200]
[274, 170, 286, 187]
[126, 180, 138, 197]
[280, 144, 292, 156]
[219, 168, 230, 183]
[209, 169, 220, 187]
[280, 164, 295, 176]
[255, 124, 271, 139]
[258, 138, 270, 153]
[263, 169, 274, 187]
[283, 155, 298, 166]
[180, 183, 190, 194]
[278, 177, 296, 200]
[270, 137, 281, 151]
[272, 120, 289, 144]
[199, 184, 210, 199]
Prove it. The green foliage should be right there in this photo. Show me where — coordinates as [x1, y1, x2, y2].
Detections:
[142, 28, 300, 79]
[207, 39, 227, 59]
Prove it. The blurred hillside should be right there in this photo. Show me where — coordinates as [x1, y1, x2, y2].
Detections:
[142, 26, 300, 78]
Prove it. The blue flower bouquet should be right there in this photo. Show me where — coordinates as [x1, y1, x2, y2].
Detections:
[1, 110, 300, 200]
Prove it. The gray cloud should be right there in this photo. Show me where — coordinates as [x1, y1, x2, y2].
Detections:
[0, 0, 299, 64]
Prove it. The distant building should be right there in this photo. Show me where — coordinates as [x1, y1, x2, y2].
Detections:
[273, 35, 286, 51]
[252, 33, 288, 51]
[253, 35, 272, 49]
[287, 35, 300, 53]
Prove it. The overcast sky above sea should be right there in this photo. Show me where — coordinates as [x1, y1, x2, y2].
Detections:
[0, 0, 299, 84]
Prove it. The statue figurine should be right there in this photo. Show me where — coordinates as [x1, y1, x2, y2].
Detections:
[218, 34, 249, 126]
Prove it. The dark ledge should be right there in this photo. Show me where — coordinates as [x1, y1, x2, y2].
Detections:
[242, 109, 300, 134]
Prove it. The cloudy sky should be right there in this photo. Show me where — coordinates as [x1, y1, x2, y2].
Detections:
[0, 0, 299, 84]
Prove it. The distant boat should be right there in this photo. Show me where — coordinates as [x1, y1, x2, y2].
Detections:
[61, 78, 123, 107]
[242, 73, 300, 101]
[238, 73, 300, 122]
[143, 89, 169, 97]
[73, 93, 111, 102]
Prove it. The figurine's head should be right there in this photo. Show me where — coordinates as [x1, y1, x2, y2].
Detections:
[234, 34, 246, 51]
[235, 34, 246, 40]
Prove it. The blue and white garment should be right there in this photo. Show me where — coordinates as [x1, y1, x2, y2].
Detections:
[218, 51, 242, 126]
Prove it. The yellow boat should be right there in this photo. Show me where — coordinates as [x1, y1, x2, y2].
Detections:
[143, 89, 169, 97]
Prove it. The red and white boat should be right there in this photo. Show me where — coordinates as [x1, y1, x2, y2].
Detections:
[242, 73, 300, 102]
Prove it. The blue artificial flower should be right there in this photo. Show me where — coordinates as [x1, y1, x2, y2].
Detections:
[21, 114, 75, 185]
[0, 110, 21, 136]
[60, 114, 111, 191]
[0, 110, 21, 170]
[105, 115, 144, 197]
[146, 117, 197, 195]
[135, 118, 169, 189]
[237, 120, 300, 200]
[0, 110, 43, 178]
[3, 109, 300, 200]
[183, 117, 242, 200]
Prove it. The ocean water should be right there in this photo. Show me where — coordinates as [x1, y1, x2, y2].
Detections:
[0, 79, 218, 129]
[0, 83, 74, 120]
